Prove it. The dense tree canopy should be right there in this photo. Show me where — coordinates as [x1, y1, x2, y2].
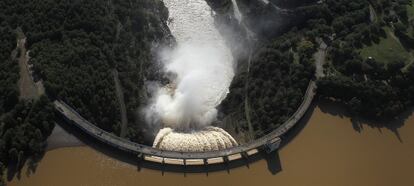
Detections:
[1, 0, 171, 143]
[0, 27, 19, 115]
[221, 31, 315, 140]
[0, 0, 170, 183]
[247, 38, 314, 137]
[310, 0, 414, 119]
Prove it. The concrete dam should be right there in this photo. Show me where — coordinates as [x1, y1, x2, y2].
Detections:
[53, 0, 320, 166]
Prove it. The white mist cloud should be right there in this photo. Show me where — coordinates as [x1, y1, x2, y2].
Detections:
[146, 41, 234, 130]
[143, 0, 240, 132]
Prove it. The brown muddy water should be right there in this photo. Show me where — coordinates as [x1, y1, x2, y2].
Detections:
[8, 103, 414, 186]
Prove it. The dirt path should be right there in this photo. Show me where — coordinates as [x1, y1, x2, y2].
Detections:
[369, 4, 378, 23]
[244, 47, 255, 140]
[110, 20, 128, 138]
[314, 40, 327, 78]
[113, 70, 128, 138]
[16, 37, 41, 100]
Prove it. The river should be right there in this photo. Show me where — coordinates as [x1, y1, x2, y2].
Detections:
[8, 102, 414, 186]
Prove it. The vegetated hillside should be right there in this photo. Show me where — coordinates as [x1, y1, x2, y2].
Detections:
[216, 1, 318, 141]
[247, 36, 315, 138]
[1, 0, 171, 143]
[235, 0, 319, 40]
[0, 0, 170, 184]
[220, 31, 315, 142]
[311, 0, 414, 119]
[0, 20, 55, 186]
[0, 27, 19, 115]
[222, 0, 414, 142]
[220, 0, 319, 142]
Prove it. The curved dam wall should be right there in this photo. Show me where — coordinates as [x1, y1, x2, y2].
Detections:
[54, 79, 316, 166]
[53, 0, 324, 166]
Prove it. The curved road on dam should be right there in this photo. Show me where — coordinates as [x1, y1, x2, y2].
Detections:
[53, 41, 327, 166]
[53, 0, 329, 166]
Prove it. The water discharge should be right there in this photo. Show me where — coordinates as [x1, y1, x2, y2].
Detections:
[147, 0, 238, 151]
[153, 127, 238, 152]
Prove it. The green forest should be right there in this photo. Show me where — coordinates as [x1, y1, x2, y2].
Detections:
[307, 0, 414, 119]
[220, 32, 315, 141]
[221, 0, 414, 141]
[1, 0, 170, 142]
[0, 25, 55, 185]
[0, 0, 170, 184]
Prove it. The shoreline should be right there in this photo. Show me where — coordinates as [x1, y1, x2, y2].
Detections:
[46, 124, 84, 151]
[9, 102, 414, 186]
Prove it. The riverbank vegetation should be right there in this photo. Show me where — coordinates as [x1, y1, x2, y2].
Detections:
[247, 36, 315, 138]
[0, 24, 19, 186]
[310, 0, 414, 119]
[1, 0, 170, 184]
[0, 26, 55, 185]
[234, 0, 414, 121]
[220, 10, 317, 141]
[222, 0, 414, 141]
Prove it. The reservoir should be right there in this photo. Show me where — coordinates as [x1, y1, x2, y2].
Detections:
[8, 102, 414, 186]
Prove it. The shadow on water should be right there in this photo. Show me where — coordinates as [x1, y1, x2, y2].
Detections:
[41, 116, 261, 174]
[279, 101, 317, 150]
[6, 143, 47, 181]
[318, 98, 413, 143]
[262, 150, 282, 175]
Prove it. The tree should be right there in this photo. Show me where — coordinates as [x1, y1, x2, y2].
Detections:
[297, 40, 315, 56]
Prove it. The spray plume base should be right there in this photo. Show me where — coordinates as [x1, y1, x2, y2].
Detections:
[153, 126, 238, 152]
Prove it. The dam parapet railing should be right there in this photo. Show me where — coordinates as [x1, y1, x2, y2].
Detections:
[53, 78, 316, 166]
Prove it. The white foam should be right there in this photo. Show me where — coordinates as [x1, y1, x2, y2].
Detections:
[153, 126, 238, 152]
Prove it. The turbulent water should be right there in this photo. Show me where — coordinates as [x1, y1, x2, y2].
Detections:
[148, 0, 237, 151]
[153, 127, 238, 152]
[147, 0, 234, 128]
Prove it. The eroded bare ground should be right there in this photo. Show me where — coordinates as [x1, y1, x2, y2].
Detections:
[14, 31, 44, 100]
[46, 124, 84, 151]
[12, 30, 79, 150]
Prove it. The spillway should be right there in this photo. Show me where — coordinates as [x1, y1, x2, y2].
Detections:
[150, 0, 238, 152]
[153, 127, 238, 152]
